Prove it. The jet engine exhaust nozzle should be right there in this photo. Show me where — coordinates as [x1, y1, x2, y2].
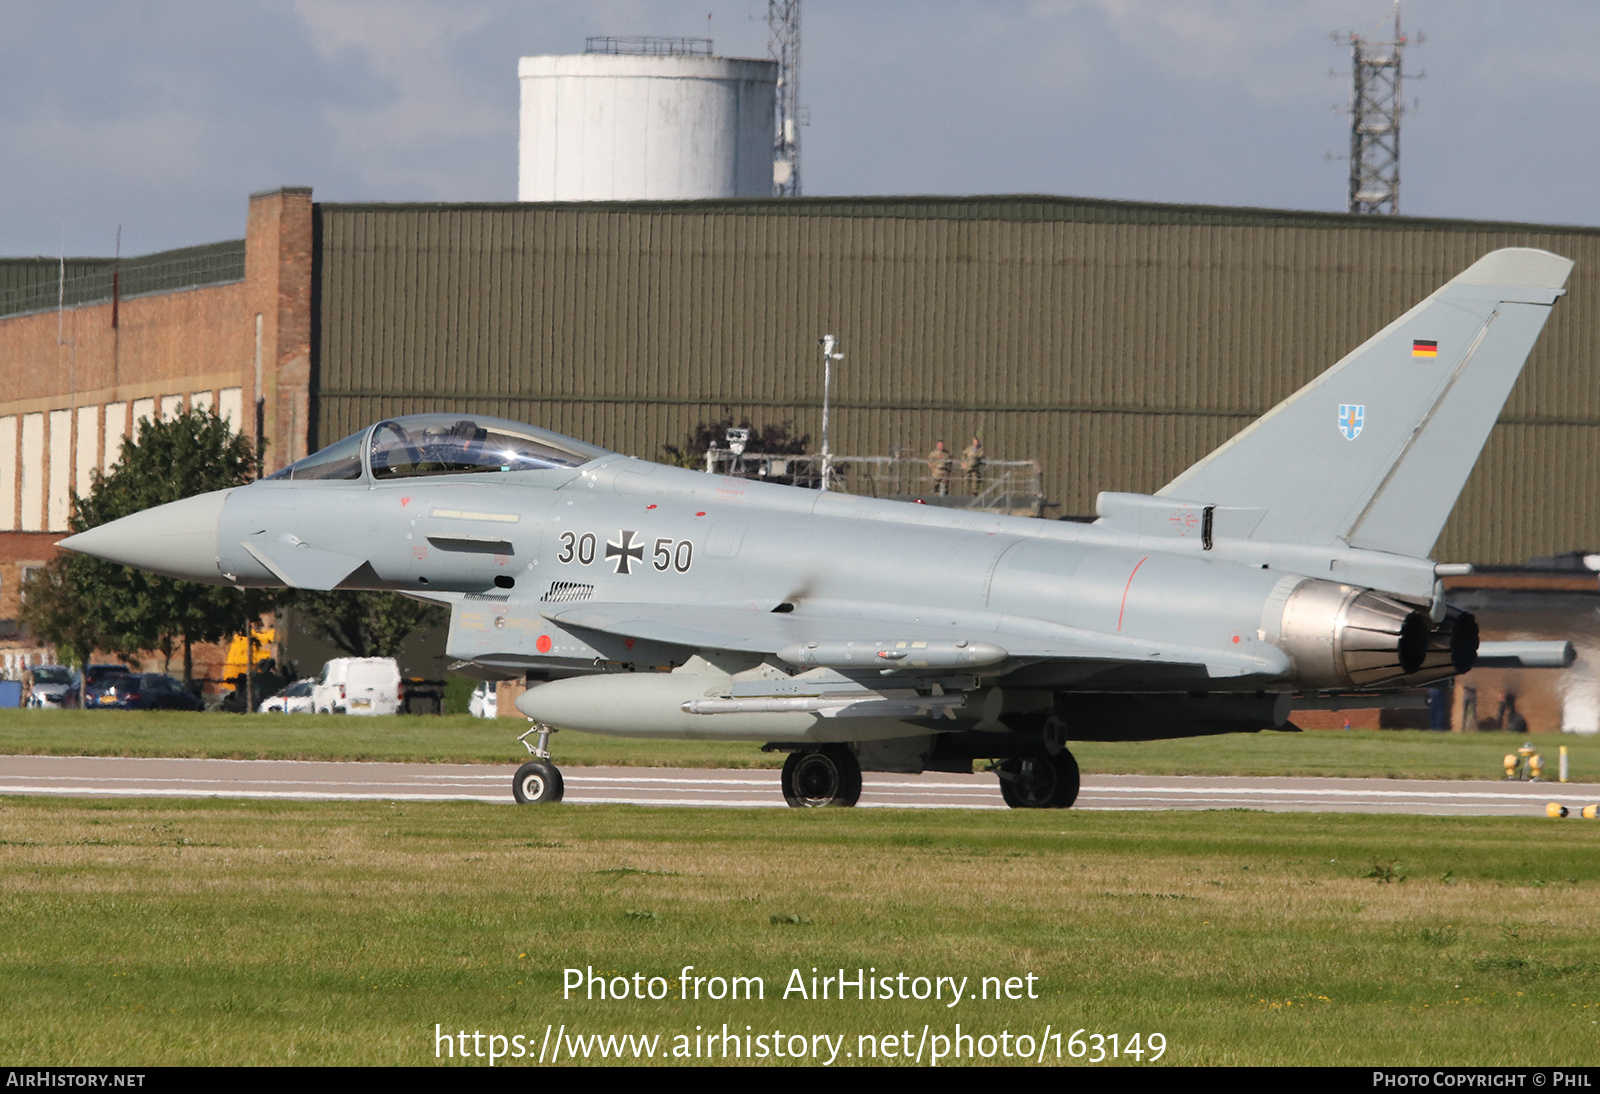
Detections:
[1401, 605, 1478, 687]
[1278, 579, 1436, 689]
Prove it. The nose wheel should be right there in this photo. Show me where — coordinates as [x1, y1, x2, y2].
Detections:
[512, 724, 564, 804]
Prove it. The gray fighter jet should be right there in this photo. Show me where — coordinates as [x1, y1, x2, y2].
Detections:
[61, 248, 1573, 809]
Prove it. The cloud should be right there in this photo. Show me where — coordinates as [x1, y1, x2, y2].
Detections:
[1, 0, 1597, 253]
[1048, 0, 1362, 101]
[6, 111, 208, 189]
[291, 0, 513, 191]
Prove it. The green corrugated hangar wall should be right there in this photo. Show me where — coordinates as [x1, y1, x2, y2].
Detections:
[310, 196, 1600, 566]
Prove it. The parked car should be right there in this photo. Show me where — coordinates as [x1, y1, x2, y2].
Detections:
[468, 681, 498, 719]
[92, 673, 204, 712]
[312, 657, 402, 715]
[259, 679, 314, 714]
[25, 665, 79, 709]
[82, 664, 134, 709]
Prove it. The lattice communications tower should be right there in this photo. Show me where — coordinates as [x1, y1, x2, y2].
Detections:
[769, 0, 801, 196]
[1346, 3, 1408, 214]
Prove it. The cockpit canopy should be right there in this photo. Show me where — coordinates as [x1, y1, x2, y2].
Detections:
[265, 413, 613, 482]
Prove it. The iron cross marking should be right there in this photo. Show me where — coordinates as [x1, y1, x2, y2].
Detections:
[606, 530, 644, 575]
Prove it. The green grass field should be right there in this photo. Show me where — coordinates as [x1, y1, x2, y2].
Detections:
[0, 707, 1587, 782]
[1, 797, 1595, 1066]
[0, 708, 772, 768]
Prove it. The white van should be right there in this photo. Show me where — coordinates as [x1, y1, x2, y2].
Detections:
[468, 681, 498, 719]
[313, 657, 402, 716]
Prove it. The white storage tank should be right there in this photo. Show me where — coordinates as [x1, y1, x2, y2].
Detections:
[518, 48, 778, 201]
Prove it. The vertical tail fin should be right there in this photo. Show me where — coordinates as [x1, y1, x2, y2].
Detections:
[1157, 248, 1572, 557]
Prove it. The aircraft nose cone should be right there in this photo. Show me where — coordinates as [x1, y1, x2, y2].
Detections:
[58, 488, 234, 583]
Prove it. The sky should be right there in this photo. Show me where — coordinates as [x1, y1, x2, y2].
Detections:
[1, 0, 1597, 257]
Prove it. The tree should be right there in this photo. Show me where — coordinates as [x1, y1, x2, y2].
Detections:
[283, 590, 447, 662]
[62, 408, 276, 687]
[17, 558, 103, 703]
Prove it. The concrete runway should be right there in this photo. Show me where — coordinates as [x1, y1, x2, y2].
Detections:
[0, 754, 1591, 815]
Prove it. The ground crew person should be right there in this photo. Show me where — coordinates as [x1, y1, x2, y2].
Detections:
[961, 436, 984, 491]
[927, 440, 952, 495]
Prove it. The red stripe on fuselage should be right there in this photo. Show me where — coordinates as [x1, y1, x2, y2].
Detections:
[1117, 556, 1150, 632]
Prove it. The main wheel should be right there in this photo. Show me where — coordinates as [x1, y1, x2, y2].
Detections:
[512, 760, 564, 804]
[781, 745, 862, 808]
[997, 750, 1079, 809]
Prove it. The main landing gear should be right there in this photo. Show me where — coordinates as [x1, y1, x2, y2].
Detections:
[512, 724, 564, 804]
[774, 741, 1077, 810]
[992, 749, 1080, 809]
[780, 744, 862, 808]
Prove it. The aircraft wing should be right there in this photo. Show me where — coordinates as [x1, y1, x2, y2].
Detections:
[543, 600, 1289, 680]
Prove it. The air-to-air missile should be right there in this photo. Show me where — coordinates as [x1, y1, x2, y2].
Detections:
[62, 248, 1574, 809]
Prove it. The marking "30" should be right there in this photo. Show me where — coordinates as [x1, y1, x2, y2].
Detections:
[557, 531, 597, 566]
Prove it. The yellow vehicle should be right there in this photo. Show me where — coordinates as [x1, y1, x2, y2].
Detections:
[222, 627, 276, 682]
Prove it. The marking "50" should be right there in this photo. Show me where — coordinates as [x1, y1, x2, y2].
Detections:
[652, 537, 694, 573]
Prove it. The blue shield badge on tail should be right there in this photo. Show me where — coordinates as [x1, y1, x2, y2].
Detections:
[1338, 403, 1364, 441]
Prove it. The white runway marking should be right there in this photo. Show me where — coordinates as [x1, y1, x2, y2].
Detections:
[0, 755, 1588, 815]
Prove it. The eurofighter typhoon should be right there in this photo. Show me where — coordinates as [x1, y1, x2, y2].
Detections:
[62, 249, 1573, 808]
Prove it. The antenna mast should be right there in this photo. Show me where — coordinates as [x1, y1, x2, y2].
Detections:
[769, 0, 800, 196]
[1346, 2, 1407, 214]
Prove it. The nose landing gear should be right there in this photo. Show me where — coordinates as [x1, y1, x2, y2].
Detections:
[512, 723, 564, 804]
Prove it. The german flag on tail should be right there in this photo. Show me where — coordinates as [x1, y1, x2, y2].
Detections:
[1412, 339, 1438, 357]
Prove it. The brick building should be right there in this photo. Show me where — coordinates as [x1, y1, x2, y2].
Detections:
[0, 188, 313, 678]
